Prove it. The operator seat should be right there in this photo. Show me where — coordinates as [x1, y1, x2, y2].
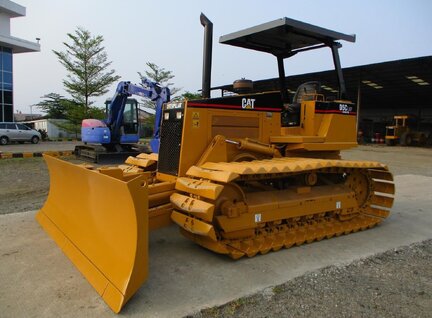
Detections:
[282, 81, 321, 127]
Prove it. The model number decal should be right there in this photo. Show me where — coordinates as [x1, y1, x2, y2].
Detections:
[166, 102, 183, 110]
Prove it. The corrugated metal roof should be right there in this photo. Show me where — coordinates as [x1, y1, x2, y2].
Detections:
[212, 56, 432, 109]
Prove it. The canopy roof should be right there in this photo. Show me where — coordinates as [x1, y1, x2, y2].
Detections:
[219, 17, 355, 57]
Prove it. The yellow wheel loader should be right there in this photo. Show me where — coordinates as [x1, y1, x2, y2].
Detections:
[385, 115, 428, 146]
[36, 15, 395, 313]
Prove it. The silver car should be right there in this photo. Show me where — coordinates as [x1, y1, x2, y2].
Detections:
[0, 122, 41, 145]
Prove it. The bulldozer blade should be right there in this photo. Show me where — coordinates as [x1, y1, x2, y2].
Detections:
[36, 155, 149, 313]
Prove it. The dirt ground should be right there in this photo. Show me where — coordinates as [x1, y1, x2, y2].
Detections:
[0, 144, 431, 317]
[0, 158, 49, 215]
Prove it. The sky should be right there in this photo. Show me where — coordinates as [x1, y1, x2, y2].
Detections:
[10, 0, 432, 113]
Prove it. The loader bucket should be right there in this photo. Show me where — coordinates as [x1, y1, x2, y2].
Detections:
[36, 155, 149, 313]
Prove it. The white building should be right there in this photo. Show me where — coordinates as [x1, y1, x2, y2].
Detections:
[29, 118, 79, 139]
[0, 0, 40, 122]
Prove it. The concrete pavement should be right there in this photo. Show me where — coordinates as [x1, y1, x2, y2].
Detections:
[0, 174, 431, 317]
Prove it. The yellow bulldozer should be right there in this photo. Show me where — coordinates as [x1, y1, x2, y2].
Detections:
[36, 15, 395, 313]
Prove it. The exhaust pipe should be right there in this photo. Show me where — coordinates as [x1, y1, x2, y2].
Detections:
[200, 13, 213, 98]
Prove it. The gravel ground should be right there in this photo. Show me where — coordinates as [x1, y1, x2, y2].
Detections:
[0, 157, 49, 215]
[188, 239, 432, 318]
[0, 156, 85, 215]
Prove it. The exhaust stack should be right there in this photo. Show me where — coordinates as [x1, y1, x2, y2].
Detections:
[200, 13, 213, 98]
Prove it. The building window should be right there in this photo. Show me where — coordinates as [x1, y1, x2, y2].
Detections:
[2, 48, 12, 72]
[0, 46, 13, 122]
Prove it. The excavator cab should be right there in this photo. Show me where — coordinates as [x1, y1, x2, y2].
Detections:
[104, 98, 139, 136]
[121, 99, 139, 137]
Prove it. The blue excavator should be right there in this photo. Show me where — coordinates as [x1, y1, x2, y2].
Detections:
[76, 78, 170, 162]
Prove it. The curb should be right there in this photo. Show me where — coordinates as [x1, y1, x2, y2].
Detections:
[46, 139, 80, 142]
[0, 150, 74, 159]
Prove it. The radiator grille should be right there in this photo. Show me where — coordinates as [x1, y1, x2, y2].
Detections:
[158, 109, 184, 176]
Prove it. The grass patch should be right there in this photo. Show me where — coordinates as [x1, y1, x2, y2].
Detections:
[272, 285, 285, 294]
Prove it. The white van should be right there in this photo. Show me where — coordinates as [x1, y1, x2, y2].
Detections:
[0, 122, 41, 145]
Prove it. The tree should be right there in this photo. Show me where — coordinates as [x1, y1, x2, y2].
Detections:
[34, 93, 69, 119]
[35, 93, 105, 138]
[137, 63, 202, 137]
[137, 62, 182, 137]
[53, 27, 120, 112]
[181, 91, 202, 100]
[55, 101, 105, 139]
[138, 62, 180, 109]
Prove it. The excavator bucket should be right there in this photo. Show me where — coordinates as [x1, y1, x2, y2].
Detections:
[36, 155, 149, 313]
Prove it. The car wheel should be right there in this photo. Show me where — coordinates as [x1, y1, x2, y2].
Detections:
[0, 136, 8, 145]
[31, 136, 40, 144]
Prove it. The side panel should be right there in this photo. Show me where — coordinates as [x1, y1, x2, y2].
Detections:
[81, 127, 111, 144]
[120, 134, 139, 144]
[278, 100, 358, 149]
[211, 115, 260, 139]
[178, 93, 281, 177]
[315, 101, 357, 142]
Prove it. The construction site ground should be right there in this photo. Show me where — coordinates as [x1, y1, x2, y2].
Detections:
[0, 145, 431, 317]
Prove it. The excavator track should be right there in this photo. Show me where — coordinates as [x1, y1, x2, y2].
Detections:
[171, 157, 395, 259]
